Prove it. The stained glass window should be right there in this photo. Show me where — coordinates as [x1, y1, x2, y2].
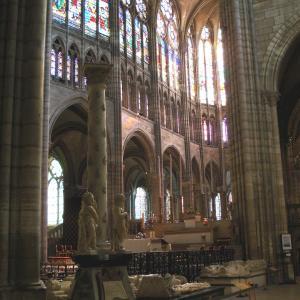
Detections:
[122, 0, 131, 6]
[48, 157, 64, 226]
[135, 17, 142, 63]
[99, 0, 110, 36]
[67, 55, 71, 81]
[161, 0, 173, 21]
[199, 26, 215, 104]
[68, 0, 82, 29]
[202, 115, 208, 142]
[157, 0, 180, 89]
[215, 193, 221, 220]
[187, 29, 195, 99]
[119, 5, 125, 51]
[57, 51, 63, 78]
[51, 49, 56, 76]
[135, 187, 148, 220]
[67, 45, 80, 87]
[126, 10, 133, 57]
[136, 0, 147, 19]
[143, 24, 149, 64]
[217, 29, 226, 106]
[85, 0, 97, 36]
[52, 0, 66, 23]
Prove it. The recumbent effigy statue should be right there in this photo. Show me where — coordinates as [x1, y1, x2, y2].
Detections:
[77, 191, 99, 253]
[112, 193, 128, 251]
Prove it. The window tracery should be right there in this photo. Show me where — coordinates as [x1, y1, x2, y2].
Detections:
[48, 157, 64, 226]
[52, 1, 110, 38]
[199, 26, 215, 105]
[51, 39, 64, 80]
[157, 0, 180, 90]
[67, 44, 80, 87]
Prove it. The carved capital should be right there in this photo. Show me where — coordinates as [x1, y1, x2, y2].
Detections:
[84, 63, 113, 86]
[261, 90, 280, 107]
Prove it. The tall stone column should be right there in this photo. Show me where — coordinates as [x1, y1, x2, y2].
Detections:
[221, 0, 288, 268]
[180, 41, 193, 211]
[41, 0, 52, 263]
[0, 1, 47, 299]
[85, 63, 113, 247]
[148, 7, 164, 220]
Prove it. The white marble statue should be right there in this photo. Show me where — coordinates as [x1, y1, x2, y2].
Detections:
[77, 191, 99, 253]
[112, 193, 127, 251]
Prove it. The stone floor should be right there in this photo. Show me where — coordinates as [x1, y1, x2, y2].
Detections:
[226, 283, 300, 300]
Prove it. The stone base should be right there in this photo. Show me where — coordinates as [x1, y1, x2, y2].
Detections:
[72, 252, 134, 300]
[0, 281, 46, 300]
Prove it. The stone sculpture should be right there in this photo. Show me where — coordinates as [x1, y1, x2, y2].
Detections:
[112, 193, 127, 251]
[77, 191, 99, 253]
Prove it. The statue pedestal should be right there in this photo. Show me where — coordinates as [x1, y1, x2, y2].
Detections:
[71, 252, 134, 300]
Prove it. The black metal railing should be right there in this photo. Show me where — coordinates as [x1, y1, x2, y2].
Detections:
[127, 248, 235, 282]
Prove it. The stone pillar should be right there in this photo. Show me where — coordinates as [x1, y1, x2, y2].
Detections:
[180, 36, 194, 212]
[0, 0, 47, 299]
[41, 0, 52, 263]
[148, 5, 164, 220]
[110, 0, 123, 197]
[221, 0, 288, 267]
[85, 63, 113, 247]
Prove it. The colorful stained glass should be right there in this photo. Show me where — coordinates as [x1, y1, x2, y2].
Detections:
[161, 0, 172, 21]
[121, 0, 131, 6]
[74, 57, 79, 85]
[99, 0, 110, 36]
[136, 0, 147, 19]
[67, 55, 71, 81]
[51, 49, 56, 76]
[69, 0, 81, 29]
[217, 29, 226, 106]
[126, 10, 133, 57]
[84, 0, 96, 36]
[135, 17, 142, 63]
[199, 26, 215, 104]
[143, 24, 149, 64]
[168, 49, 174, 88]
[52, 0, 66, 23]
[161, 40, 167, 82]
[58, 51, 63, 78]
[119, 7, 125, 52]
[157, 12, 165, 38]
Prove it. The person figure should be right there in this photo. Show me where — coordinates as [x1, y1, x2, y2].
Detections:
[112, 194, 127, 251]
[77, 191, 99, 253]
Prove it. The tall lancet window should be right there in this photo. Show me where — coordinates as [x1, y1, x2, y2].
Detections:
[85, 0, 97, 37]
[217, 28, 226, 106]
[52, 0, 66, 24]
[157, 0, 180, 90]
[68, 0, 82, 29]
[99, 0, 110, 37]
[67, 44, 80, 87]
[135, 0, 149, 66]
[198, 26, 215, 105]
[48, 157, 64, 226]
[51, 39, 64, 80]
[186, 27, 196, 99]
